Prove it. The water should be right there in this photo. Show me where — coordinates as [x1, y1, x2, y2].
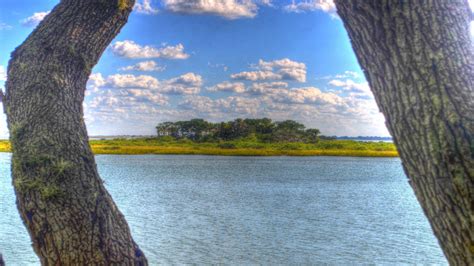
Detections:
[0, 153, 447, 265]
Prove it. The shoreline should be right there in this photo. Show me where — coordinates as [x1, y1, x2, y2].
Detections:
[0, 139, 398, 157]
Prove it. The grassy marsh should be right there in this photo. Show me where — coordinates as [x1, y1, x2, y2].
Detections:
[0, 138, 397, 157]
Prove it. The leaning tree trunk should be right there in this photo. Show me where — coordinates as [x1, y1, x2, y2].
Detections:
[335, 0, 473, 264]
[3, 0, 147, 264]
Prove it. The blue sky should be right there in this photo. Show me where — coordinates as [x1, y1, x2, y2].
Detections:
[1, 0, 472, 138]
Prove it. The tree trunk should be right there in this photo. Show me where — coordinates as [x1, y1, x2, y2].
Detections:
[4, 0, 147, 264]
[334, 0, 473, 264]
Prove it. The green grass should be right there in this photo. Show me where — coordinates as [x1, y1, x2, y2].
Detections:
[0, 138, 398, 157]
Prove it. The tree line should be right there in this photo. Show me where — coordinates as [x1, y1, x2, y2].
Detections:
[156, 118, 322, 143]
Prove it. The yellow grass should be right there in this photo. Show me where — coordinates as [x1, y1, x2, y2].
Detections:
[0, 139, 398, 157]
[0, 141, 10, 152]
[92, 145, 398, 157]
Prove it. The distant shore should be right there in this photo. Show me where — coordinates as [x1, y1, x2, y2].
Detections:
[0, 138, 398, 157]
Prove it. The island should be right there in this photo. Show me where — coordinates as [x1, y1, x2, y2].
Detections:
[0, 118, 397, 157]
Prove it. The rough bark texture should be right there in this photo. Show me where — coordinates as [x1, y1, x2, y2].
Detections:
[335, 0, 473, 264]
[3, 0, 148, 264]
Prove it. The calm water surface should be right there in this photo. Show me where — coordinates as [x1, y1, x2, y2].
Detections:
[0, 153, 447, 265]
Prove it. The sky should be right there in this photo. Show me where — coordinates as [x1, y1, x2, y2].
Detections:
[0, 0, 472, 138]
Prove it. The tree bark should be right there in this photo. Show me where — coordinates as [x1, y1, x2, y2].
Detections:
[4, 0, 147, 264]
[335, 0, 473, 264]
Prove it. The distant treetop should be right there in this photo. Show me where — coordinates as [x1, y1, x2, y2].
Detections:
[156, 118, 321, 143]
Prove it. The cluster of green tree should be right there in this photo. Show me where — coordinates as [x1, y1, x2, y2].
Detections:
[156, 118, 322, 143]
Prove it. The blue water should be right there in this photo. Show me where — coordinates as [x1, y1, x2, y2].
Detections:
[0, 154, 447, 265]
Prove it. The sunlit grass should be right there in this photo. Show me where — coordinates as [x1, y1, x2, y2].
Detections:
[0, 140, 10, 152]
[0, 138, 398, 157]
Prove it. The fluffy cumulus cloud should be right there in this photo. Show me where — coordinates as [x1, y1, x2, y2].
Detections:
[247, 81, 288, 94]
[126, 89, 169, 105]
[231, 71, 281, 81]
[231, 58, 307, 82]
[271, 87, 345, 106]
[328, 79, 372, 98]
[111, 40, 190, 59]
[174, 83, 388, 136]
[194, 63, 387, 135]
[207, 81, 246, 93]
[179, 95, 260, 117]
[83, 68, 388, 137]
[134, 0, 159, 14]
[84, 72, 205, 134]
[88, 72, 202, 95]
[284, 0, 337, 18]
[120, 61, 165, 72]
[84, 87, 173, 135]
[21, 11, 50, 27]
[165, 73, 203, 94]
[104, 74, 160, 89]
[163, 0, 260, 19]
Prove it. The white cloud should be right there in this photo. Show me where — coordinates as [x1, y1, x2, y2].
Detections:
[231, 70, 281, 81]
[217, 96, 260, 115]
[84, 72, 389, 136]
[111, 40, 190, 59]
[88, 72, 202, 95]
[178, 96, 216, 114]
[106, 74, 160, 89]
[284, 0, 337, 18]
[247, 81, 288, 94]
[165, 73, 203, 94]
[87, 73, 107, 92]
[328, 79, 372, 97]
[270, 87, 345, 106]
[21, 11, 50, 27]
[334, 71, 360, 79]
[258, 58, 305, 71]
[320, 71, 361, 80]
[208, 81, 246, 93]
[231, 58, 307, 82]
[127, 89, 169, 105]
[84, 87, 170, 134]
[134, 0, 159, 14]
[179, 95, 260, 116]
[163, 0, 259, 19]
[120, 61, 165, 72]
[258, 0, 273, 6]
[0, 66, 6, 81]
